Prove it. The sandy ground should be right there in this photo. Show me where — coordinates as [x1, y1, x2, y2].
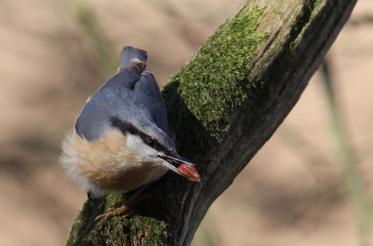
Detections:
[0, 1, 372, 245]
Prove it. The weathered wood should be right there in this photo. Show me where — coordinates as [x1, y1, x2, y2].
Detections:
[66, 0, 357, 245]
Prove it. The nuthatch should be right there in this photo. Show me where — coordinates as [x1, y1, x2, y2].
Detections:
[61, 46, 200, 218]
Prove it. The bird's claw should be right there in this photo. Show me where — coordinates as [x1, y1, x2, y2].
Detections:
[95, 205, 129, 222]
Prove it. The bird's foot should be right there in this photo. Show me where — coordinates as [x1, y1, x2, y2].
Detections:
[95, 185, 150, 221]
[95, 205, 130, 221]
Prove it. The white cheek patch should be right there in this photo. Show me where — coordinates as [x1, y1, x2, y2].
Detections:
[125, 134, 177, 172]
[126, 134, 159, 160]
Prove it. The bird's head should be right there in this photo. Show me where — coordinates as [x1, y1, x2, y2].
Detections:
[107, 116, 201, 182]
[61, 115, 200, 196]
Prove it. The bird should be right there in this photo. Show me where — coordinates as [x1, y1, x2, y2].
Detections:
[60, 46, 200, 219]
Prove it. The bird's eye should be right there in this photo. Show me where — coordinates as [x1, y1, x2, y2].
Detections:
[145, 137, 155, 146]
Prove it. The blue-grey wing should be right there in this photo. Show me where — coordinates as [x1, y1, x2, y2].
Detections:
[75, 68, 142, 140]
[133, 72, 168, 134]
[75, 68, 169, 141]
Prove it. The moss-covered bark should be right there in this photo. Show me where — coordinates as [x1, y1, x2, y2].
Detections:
[169, 6, 266, 139]
[66, 0, 356, 245]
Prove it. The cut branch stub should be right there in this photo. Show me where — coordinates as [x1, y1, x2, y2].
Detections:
[66, 1, 357, 245]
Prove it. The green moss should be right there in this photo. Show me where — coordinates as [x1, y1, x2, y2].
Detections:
[88, 216, 170, 245]
[166, 7, 266, 139]
[105, 193, 124, 210]
[65, 199, 92, 246]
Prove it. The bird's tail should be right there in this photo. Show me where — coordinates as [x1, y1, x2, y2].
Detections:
[120, 46, 148, 71]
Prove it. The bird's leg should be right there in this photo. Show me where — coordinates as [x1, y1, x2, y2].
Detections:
[95, 184, 150, 221]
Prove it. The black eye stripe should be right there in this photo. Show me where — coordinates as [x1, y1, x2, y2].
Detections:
[110, 116, 172, 155]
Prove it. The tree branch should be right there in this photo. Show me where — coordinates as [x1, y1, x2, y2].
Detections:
[66, 0, 357, 245]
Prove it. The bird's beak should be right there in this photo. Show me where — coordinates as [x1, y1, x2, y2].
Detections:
[158, 154, 201, 182]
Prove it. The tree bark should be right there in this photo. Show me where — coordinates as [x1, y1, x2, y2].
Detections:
[66, 0, 357, 245]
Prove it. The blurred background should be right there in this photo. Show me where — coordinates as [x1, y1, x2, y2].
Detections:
[0, 0, 372, 245]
